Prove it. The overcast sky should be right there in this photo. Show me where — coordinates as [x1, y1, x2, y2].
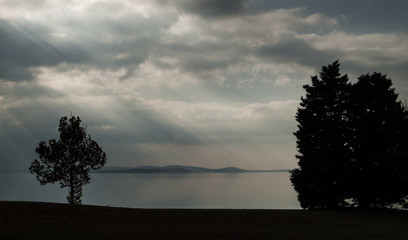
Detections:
[1, 0, 408, 171]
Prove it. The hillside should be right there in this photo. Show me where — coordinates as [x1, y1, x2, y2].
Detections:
[1, 201, 408, 240]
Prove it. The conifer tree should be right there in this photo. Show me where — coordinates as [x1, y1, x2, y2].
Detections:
[292, 62, 408, 209]
[29, 116, 106, 204]
[291, 61, 352, 209]
[349, 73, 408, 208]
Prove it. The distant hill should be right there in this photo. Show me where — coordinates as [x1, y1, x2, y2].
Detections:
[97, 165, 289, 174]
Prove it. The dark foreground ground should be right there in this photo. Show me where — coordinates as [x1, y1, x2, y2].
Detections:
[1, 201, 408, 240]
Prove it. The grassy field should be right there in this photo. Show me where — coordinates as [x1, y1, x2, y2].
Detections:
[1, 201, 408, 239]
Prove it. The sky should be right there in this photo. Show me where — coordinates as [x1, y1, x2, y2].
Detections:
[1, 0, 408, 171]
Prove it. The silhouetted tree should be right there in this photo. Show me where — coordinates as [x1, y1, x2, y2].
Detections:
[29, 116, 106, 204]
[292, 62, 408, 209]
[349, 73, 408, 208]
[291, 61, 352, 209]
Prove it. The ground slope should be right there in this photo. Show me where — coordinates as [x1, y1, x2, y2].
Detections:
[1, 201, 408, 240]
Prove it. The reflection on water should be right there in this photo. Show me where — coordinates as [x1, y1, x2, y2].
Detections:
[0, 172, 300, 209]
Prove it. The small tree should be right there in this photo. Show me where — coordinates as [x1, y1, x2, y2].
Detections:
[29, 116, 106, 204]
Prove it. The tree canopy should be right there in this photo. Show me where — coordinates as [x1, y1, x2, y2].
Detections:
[291, 61, 408, 209]
[29, 116, 107, 204]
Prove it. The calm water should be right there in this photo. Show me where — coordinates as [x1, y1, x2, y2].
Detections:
[0, 172, 300, 209]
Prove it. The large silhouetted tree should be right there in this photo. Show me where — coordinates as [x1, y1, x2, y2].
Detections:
[291, 61, 352, 209]
[291, 61, 408, 209]
[349, 73, 408, 208]
[29, 116, 106, 204]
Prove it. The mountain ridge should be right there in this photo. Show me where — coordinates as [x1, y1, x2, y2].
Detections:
[97, 165, 289, 174]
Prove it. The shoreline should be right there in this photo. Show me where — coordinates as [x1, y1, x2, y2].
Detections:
[1, 201, 408, 239]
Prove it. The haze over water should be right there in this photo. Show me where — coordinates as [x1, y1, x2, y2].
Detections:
[0, 172, 300, 209]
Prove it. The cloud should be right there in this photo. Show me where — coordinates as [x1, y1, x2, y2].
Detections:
[0, 1, 179, 81]
[256, 37, 338, 68]
[313, 32, 408, 66]
[0, 20, 89, 81]
[137, 98, 298, 143]
[247, 0, 408, 33]
[156, 8, 339, 89]
[1, 0, 408, 171]
[158, 0, 248, 18]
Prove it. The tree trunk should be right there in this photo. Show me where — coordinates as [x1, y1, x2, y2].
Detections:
[69, 174, 75, 204]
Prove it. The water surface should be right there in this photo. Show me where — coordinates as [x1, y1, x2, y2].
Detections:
[0, 172, 300, 209]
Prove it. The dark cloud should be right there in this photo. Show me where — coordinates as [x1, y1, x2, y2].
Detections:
[181, 0, 247, 17]
[256, 38, 339, 68]
[248, 0, 408, 33]
[0, 20, 58, 81]
[159, 0, 248, 18]
[0, 16, 156, 81]
[0, 20, 89, 81]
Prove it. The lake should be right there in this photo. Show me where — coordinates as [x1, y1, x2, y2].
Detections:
[0, 172, 300, 209]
